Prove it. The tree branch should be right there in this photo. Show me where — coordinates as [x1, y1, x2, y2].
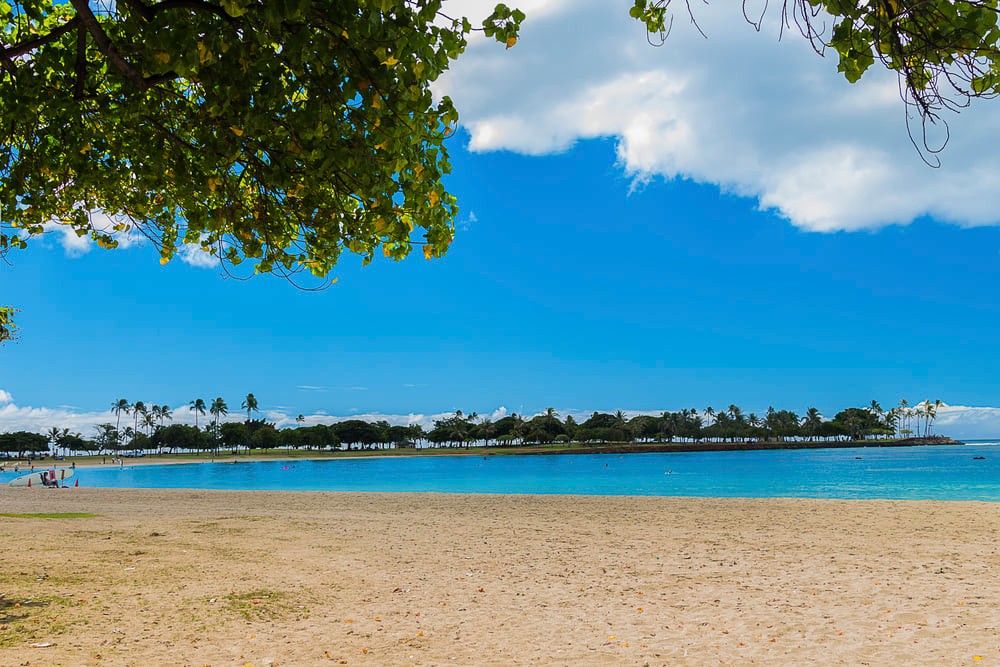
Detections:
[74, 25, 87, 99]
[70, 0, 148, 90]
[1, 17, 81, 60]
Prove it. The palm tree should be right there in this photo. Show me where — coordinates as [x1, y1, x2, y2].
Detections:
[913, 403, 927, 437]
[143, 411, 157, 435]
[802, 407, 823, 438]
[132, 401, 147, 439]
[189, 398, 207, 428]
[210, 397, 228, 429]
[111, 398, 131, 449]
[46, 426, 61, 453]
[241, 393, 259, 422]
[158, 404, 173, 429]
[45, 427, 68, 456]
[511, 413, 526, 443]
[122, 426, 135, 450]
[929, 399, 942, 436]
[209, 397, 228, 451]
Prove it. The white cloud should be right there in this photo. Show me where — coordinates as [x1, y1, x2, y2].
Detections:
[38, 212, 222, 268]
[931, 404, 1000, 441]
[0, 399, 249, 438]
[0, 402, 114, 435]
[437, 0, 1000, 231]
[0, 389, 12, 403]
[41, 211, 145, 257]
[177, 243, 220, 269]
[42, 221, 93, 257]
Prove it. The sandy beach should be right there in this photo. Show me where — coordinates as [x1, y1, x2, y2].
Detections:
[2, 489, 999, 665]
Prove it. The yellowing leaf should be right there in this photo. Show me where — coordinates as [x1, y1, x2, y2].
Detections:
[505, 36, 517, 49]
[428, 191, 439, 206]
[423, 244, 433, 260]
[207, 176, 221, 193]
[381, 55, 399, 67]
[79, 142, 91, 154]
[230, 126, 244, 137]
[382, 245, 392, 257]
[153, 51, 170, 65]
[341, 29, 350, 39]
[159, 256, 169, 265]
[197, 42, 212, 64]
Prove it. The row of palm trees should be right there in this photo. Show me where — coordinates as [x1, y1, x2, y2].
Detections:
[868, 399, 943, 438]
[109, 393, 260, 446]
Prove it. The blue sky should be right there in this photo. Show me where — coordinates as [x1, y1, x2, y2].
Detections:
[2, 1, 1000, 437]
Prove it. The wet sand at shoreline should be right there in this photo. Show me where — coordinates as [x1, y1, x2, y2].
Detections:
[2, 488, 999, 665]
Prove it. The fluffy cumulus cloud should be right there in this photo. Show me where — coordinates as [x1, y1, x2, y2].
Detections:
[437, 0, 1000, 231]
[933, 404, 1000, 441]
[0, 401, 114, 436]
[0, 399, 247, 437]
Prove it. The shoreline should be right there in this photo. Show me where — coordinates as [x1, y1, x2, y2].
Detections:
[14, 435, 965, 469]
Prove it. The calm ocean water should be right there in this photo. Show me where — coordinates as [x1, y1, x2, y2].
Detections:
[4, 441, 1000, 500]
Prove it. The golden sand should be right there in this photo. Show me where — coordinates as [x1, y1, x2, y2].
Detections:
[1, 488, 999, 665]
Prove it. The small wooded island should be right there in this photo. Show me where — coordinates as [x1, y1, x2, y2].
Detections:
[0, 399, 963, 461]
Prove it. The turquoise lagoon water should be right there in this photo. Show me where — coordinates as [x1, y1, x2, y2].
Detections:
[5, 441, 1000, 500]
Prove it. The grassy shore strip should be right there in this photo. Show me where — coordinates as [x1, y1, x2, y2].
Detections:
[26, 435, 963, 468]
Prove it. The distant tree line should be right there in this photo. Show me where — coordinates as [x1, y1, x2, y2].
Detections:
[420, 400, 941, 447]
[0, 398, 944, 457]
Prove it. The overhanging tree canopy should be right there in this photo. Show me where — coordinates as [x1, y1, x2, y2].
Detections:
[0, 0, 522, 280]
[2, 1, 998, 343]
[633, 1, 1000, 130]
